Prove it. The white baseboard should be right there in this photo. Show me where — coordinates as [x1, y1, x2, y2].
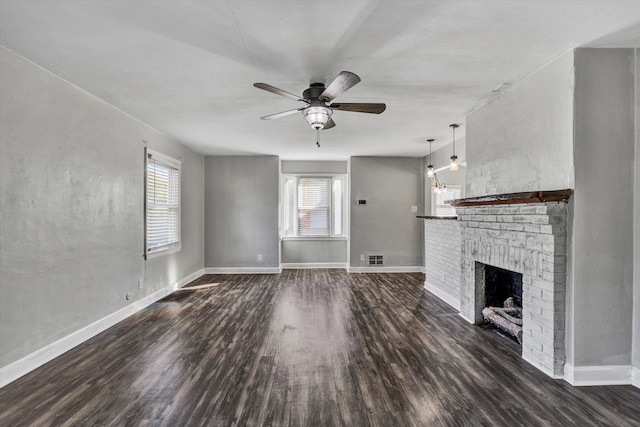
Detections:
[280, 263, 348, 270]
[177, 268, 206, 288]
[347, 266, 424, 273]
[423, 281, 460, 311]
[204, 266, 282, 274]
[632, 367, 640, 389]
[0, 268, 205, 389]
[563, 363, 632, 386]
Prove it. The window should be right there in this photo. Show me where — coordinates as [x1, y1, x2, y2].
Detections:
[282, 175, 347, 238]
[431, 185, 460, 217]
[145, 150, 181, 257]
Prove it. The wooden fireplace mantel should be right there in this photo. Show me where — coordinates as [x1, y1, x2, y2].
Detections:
[447, 189, 572, 207]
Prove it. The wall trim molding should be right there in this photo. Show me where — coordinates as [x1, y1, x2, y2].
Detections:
[632, 367, 640, 389]
[280, 263, 348, 270]
[204, 266, 282, 274]
[423, 281, 460, 311]
[347, 266, 424, 273]
[178, 268, 207, 288]
[0, 268, 205, 389]
[563, 363, 632, 386]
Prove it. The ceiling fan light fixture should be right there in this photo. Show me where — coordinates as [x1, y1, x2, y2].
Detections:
[304, 106, 332, 130]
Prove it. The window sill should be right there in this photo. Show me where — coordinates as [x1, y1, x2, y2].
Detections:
[146, 245, 182, 260]
[281, 236, 348, 242]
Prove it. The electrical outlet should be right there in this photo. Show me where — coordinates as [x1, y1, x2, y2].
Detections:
[138, 278, 144, 290]
[360, 254, 365, 262]
[257, 254, 263, 262]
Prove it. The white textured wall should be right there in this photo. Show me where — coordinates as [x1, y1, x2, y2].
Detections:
[0, 47, 204, 369]
[465, 51, 575, 197]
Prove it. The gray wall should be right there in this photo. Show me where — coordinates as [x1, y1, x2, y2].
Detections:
[205, 156, 279, 268]
[350, 157, 424, 268]
[281, 160, 348, 265]
[281, 240, 347, 264]
[634, 48, 640, 374]
[0, 46, 205, 368]
[571, 48, 635, 367]
[465, 50, 575, 197]
[281, 161, 348, 175]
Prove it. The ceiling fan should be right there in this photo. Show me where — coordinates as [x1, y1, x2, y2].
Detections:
[253, 71, 386, 131]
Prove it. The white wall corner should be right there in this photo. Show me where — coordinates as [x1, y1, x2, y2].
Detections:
[522, 355, 560, 379]
[564, 363, 632, 386]
[632, 367, 640, 389]
[176, 268, 206, 288]
[458, 313, 475, 324]
[423, 281, 460, 311]
[0, 268, 205, 389]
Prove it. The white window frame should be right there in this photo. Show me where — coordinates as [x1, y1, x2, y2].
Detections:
[281, 174, 348, 240]
[145, 149, 182, 259]
[431, 184, 461, 217]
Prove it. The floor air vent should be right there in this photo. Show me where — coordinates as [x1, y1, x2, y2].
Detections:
[368, 254, 384, 266]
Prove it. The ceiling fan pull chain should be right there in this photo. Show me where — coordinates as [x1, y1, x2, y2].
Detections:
[316, 129, 320, 148]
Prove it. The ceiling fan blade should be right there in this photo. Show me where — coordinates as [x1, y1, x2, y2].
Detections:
[319, 71, 361, 101]
[260, 108, 304, 120]
[323, 117, 336, 130]
[254, 83, 307, 103]
[330, 103, 386, 114]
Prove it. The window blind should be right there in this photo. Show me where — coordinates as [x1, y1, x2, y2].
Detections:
[146, 151, 181, 255]
[297, 177, 330, 236]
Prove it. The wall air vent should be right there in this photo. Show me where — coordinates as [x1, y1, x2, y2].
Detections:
[368, 254, 384, 266]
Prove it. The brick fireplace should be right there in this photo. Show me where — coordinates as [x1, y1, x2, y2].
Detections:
[451, 191, 570, 378]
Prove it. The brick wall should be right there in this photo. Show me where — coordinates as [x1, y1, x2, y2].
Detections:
[424, 220, 462, 310]
[457, 202, 568, 378]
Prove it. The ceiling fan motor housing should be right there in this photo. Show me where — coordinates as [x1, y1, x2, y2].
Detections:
[303, 83, 327, 102]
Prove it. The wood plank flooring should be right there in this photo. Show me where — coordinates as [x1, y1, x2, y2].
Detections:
[1, 270, 639, 426]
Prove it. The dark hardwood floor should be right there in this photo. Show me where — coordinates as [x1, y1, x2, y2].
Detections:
[1, 270, 639, 426]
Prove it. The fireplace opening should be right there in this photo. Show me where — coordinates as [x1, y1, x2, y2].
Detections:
[479, 264, 523, 345]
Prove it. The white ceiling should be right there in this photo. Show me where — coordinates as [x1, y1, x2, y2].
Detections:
[1, 0, 639, 160]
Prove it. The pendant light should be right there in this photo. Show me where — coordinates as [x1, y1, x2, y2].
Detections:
[432, 173, 446, 193]
[426, 138, 435, 178]
[449, 123, 459, 171]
